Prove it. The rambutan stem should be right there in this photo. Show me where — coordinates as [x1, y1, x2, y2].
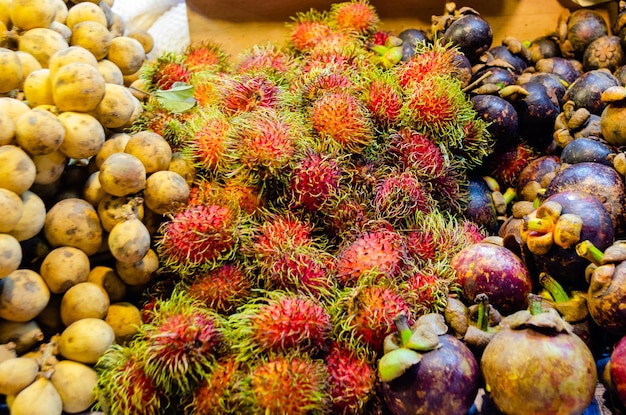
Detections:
[576, 240, 604, 266]
[393, 313, 413, 347]
[539, 273, 570, 303]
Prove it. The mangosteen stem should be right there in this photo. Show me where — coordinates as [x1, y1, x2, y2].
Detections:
[474, 293, 490, 331]
[539, 273, 570, 303]
[394, 313, 413, 348]
[502, 187, 516, 205]
[523, 216, 554, 234]
[576, 240, 604, 266]
[528, 293, 545, 316]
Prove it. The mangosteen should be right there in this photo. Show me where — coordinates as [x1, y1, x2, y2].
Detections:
[527, 35, 562, 62]
[521, 72, 568, 106]
[380, 313, 480, 415]
[465, 176, 498, 234]
[583, 35, 626, 73]
[513, 81, 561, 150]
[481, 295, 598, 415]
[397, 28, 429, 61]
[563, 69, 620, 115]
[534, 57, 582, 85]
[470, 94, 518, 146]
[614, 64, 626, 85]
[544, 161, 626, 235]
[443, 13, 493, 63]
[560, 137, 616, 166]
[563, 8, 609, 60]
[470, 66, 517, 92]
[488, 45, 528, 74]
[515, 155, 561, 202]
[600, 85, 626, 147]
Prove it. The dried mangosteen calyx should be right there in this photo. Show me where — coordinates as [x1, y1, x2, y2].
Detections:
[539, 273, 589, 323]
[503, 294, 574, 334]
[378, 312, 447, 382]
[520, 201, 583, 254]
[464, 294, 501, 349]
[444, 295, 471, 338]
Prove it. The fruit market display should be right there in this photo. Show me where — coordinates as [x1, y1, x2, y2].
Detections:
[5, 0, 626, 414]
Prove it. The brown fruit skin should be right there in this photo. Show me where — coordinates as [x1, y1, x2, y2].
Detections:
[382, 335, 480, 415]
[481, 323, 597, 415]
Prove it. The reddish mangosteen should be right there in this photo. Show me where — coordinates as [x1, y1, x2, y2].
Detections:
[450, 238, 533, 315]
[608, 334, 626, 409]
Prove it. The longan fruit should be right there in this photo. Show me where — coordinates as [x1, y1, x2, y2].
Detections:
[0, 48, 23, 93]
[65, 2, 107, 31]
[106, 36, 145, 76]
[70, 20, 113, 60]
[17, 27, 69, 68]
[10, 0, 57, 30]
[52, 62, 106, 112]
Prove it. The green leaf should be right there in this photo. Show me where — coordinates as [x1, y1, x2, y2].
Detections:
[154, 82, 197, 113]
[155, 97, 196, 113]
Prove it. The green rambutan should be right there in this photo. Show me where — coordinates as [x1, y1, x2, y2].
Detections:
[310, 91, 375, 153]
[324, 341, 377, 414]
[228, 291, 334, 358]
[95, 343, 168, 415]
[287, 148, 344, 212]
[183, 40, 229, 73]
[237, 352, 330, 415]
[329, 0, 380, 35]
[335, 225, 407, 286]
[334, 277, 413, 354]
[184, 262, 253, 315]
[155, 202, 240, 277]
[373, 168, 436, 223]
[184, 354, 245, 415]
[140, 290, 224, 395]
[218, 73, 283, 115]
[228, 108, 302, 178]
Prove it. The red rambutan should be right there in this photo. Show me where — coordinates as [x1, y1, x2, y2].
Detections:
[241, 211, 315, 259]
[155, 203, 240, 277]
[183, 40, 229, 72]
[184, 354, 245, 415]
[387, 128, 447, 177]
[95, 343, 168, 415]
[329, 0, 380, 35]
[229, 108, 301, 178]
[218, 74, 282, 115]
[287, 149, 343, 212]
[182, 109, 231, 173]
[335, 226, 407, 286]
[311, 91, 375, 153]
[373, 168, 436, 222]
[184, 262, 253, 314]
[363, 71, 404, 128]
[325, 341, 377, 414]
[401, 261, 456, 315]
[140, 291, 224, 395]
[146, 54, 192, 90]
[234, 43, 295, 76]
[239, 352, 330, 415]
[289, 18, 334, 52]
[228, 291, 334, 358]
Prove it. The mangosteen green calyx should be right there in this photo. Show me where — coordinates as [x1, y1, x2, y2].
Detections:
[444, 293, 501, 356]
[577, 239, 626, 336]
[379, 312, 480, 415]
[481, 294, 598, 415]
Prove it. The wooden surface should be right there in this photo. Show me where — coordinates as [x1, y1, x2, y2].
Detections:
[186, 0, 616, 59]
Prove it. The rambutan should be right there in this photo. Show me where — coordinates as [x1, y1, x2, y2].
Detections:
[334, 278, 413, 354]
[310, 91, 375, 153]
[228, 108, 302, 178]
[373, 168, 436, 223]
[287, 148, 344, 212]
[329, 0, 380, 35]
[240, 210, 315, 258]
[289, 15, 334, 52]
[234, 42, 296, 77]
[218, 73, 282, 115]
[387, 128, 447, 178]
[144, 53, 192, 91]
[228, 291, 333, 358]
[184, 354, 245, 415]
[394, 41, 466, 89]
[155, 202, 240, 277]
[401, 261, 456, 315]
[335, 225, 407, 286]
[181, 108, 231, 173]
[453, 117, 495, 170]
[95, 343, 168, 415]
[238, 352, 330, 415]
[480, 140, 538, 189]
[324, 341, 377, 414]
[296, 69, 357, 105]
[183, 40, 229, 73]
[318, 189, 372, 241]
[428, 164, 470, 214]
[140, 291, 224, 395]
[184, 262, 253, 315]
[187, 173, 263, 215]
[362, 70, 404, 128]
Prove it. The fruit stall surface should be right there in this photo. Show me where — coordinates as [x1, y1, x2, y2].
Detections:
[5, 0, 626, 414]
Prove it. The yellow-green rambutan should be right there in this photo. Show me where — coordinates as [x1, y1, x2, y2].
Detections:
[95, 343, 169, 415]
[228, 291, 334, 359]
[310, 91, 375, 153]
[180, 108, 232, 174]
[236, 351, 331, 415]
[394, 41, 467, 89]
[139, 290, 225, 396]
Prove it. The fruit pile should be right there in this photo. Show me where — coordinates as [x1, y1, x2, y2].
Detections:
[2, 0, 626, 414]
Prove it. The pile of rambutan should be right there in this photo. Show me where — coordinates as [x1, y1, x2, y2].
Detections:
[94, 1, 496, 413]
